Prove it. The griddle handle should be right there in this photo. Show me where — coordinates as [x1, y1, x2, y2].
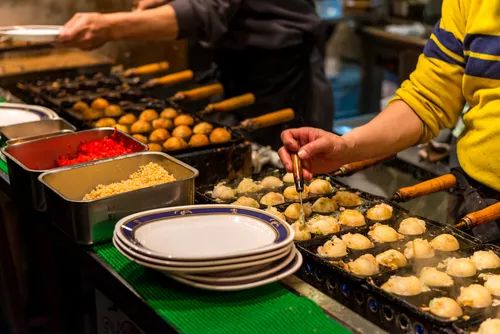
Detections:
[239, 108, 295, 131]
[144, 70, 194, 87]
[391, 173, 457, 202]
[332, 155, 396, 177]
[123, 61, 169, 77]
[203, 93, 256, 114]
[455, 202, 500, 230]
[172, 83, 224, 102]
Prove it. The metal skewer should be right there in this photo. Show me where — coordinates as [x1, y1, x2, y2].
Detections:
[292, 153, 306, 225]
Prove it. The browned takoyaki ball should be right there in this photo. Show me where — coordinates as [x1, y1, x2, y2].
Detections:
[139, 109, 159, 121]
[209, 127, 231, 144]
[113, 124, 129, 133]
[188, 134, 210, 147]
[147, 143, 162, 152]
[172, 125, 192, 140]
[132, 134, 148, 144]
[91, 97, 109, 110]
[193, 122, 213, 135]
[82, 109, 103, 120]
[118, 113, 137, 125]
[73, 101, 89, 113]
[130, 120, 152, 134]
[149, 128, 170, 142]
[163, 137, 188, 151]
[104, 104, 123, 117]
[152, 118, 173, 130]
[95, 117, 116, 128]
[160, 108, 178, 119]
[174, 114, 195, 127]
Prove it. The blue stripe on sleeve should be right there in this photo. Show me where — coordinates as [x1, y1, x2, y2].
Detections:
[424, 39, 465, 67]
[464, 34, 500, 55]
[433, 21, 464, 57]
[465, 57, 500, 80]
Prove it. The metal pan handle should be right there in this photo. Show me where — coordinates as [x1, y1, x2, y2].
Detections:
[123, 61, 169, 77]
[332, 155, 396, 177]
[455, 202, 500, 230]
[202, 93, 255, 114]
[144, 70, 194, 87]
[391, 173, 457, 202]
[171, 83, 224, 102]
[239, 108, 295, 131]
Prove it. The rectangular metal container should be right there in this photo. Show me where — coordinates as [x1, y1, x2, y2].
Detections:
[39, 152, 199, 245]
[2, 128, 147, 211]
[1, 118, 76, 145]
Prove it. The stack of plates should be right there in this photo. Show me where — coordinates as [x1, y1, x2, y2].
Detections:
[113, 205, 301, 291]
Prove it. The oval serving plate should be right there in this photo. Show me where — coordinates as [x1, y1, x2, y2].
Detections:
[115, 205, 294, 261]
[0, 103, 58, 127]
[0, 25, 62, 42]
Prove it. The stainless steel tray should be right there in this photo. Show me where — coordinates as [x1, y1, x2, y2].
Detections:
[0, 102, 58, 126]
[2, 128, 146, 211]
[39, 152, 199, 245]
[1, 118, 76, 145]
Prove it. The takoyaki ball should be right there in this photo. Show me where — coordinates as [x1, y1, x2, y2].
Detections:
[404, 239, 435, 259]
[341, 233, 374, 250]
[419, 267, 454, 287]
[317, 236, 348, 258]
[73, 101, 89, 113]
[209, 127, 231, 144]
[174, 114, 194, 127]
[471, 250, 500, 270]
[308, 179, 333, 195]
[212, 182, 236, 200]
[163, 137, 188, 151]
[381, 275, 429, 296]
[284, 203, 312, 221]
[232, 196, 260, 209]
[474, 318, 500, 334]
[398, 217, 427, 236]
[368, 223, 404, 243]
[291, 222, 311, 241]
[147, 143, 162, 152]
[91, 97, 109, 110]
[376, 249, 408, 270]
[282, 172, 294, 184]
[283, 185, 309, 201]
[172, 125, 193, 140]
[160, 107, 178, 119]
[113, 124, 129, 133]
[95, 117, 116, 128]
[348, 254, 380, 277]
[139, 109, 159, 122]
[260, 176, 284, 189]
[457, 284, 492, 308]
[82, 108, 103, 120]
[338, 209, 365, 227]
[152, 118, 173, 130]
[118, 113, 137, 125]
[307, 215, 340, 235]
[193, 122, 214, 135]
[260, 192, 285, 207]
[311, 197, 338, 214]
[332, 191, 362, 207]
[446, 257, 477, 277]
[104, 104, 123, 117]
[428, 297, 463, 318]
[131, 120, 152, 134]
[481, 274, 500, 297]
[188, 134, 210, 147]
[132, 134, 148, 144]
[236, 178, 263, 194]
[265, 206, 286, 221]
[149, 128, 170, 142]
[430, 234, 460, 252]
[366, 203, 393, 221]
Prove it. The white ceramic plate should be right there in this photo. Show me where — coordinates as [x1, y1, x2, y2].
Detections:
[113, 236, 295, 274]
[167, 251, 303, 291]
[115, 205, 293, 261]
[0, 103, 58, 127]
[0, 25, 62, 42]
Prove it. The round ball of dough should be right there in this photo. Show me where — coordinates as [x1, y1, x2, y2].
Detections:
[152, 118, 173, 130]
[291, 222, 311, 241]
[339, 209, 366, 227]
[284, 203, 312, 220]
[475, 318, 500, 334]
[375, 249, 408, 270]
[73, 101, 89, 113]
[404, 239, 435, 259]
[237, 178, 263, 194]
[188, 134, 210, 147]
[457, 284, 492, 308]
[160, 108, 178, 119]
[306, 215, 340, 235]
[149, 128, 170, 142]
[398, 217, 427, 235]
[163, 137, 188, 151]
[91, 97, 109, 110]
[260, 192, 285, 207]
[419, 267, 454, 287]
[260, 176, 283, 189]
[446, 257, 477, 277]
[265, 206, 286, 221]
[95, 117, 116, 128]
[317, 237, 348, 258]
[368, 223, 404, 243]
[311, 197, 338, 213]
[308, 179, 333, 195]
[481, 274, 500, 297]
[366, 203, 393, 221]
[232, 196, 260, 208]
[348, 254, 379, 277]
[430, 234, 460, 252]
[113, 124, 129, 133]
[429, 297, 463, 318]
[132, 134, 148, 144]
[212, 182, 236, 200]
[471, 250, 500, 270]
[282, 172, 294, 184]
[130, 120, 152, 134]
[209, 127, 231, 144]
[381, 276, 428, 296]
[82, 109, 103, 120]
[174, 114, 195, 127]
[283, 185, 309, 201]
[332, 191, 363, 207]
[172, 125, 193, 140]
[341, 233, 374, 250]
[147, 143, 162, 152]
[193, 122, 213, 135]
[104, 104, 123, 117]
[118, 113, 137, 125]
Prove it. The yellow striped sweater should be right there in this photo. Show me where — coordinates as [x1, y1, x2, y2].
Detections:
[393, 0, 500, 191]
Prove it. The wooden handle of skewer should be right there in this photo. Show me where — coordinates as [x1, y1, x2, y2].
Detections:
[332, 155, 396, 177]
[145, 70, 194, 87]
[172, 83, 224, 101]
[123, 61, 169, 77]
[455, 202, 500, 230]
[239, 108, 295, 130]
[392, 174, 457, 202]
[203, 93, 256, 113]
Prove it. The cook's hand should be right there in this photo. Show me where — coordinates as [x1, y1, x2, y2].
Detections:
[58, 13, 111, 50]
[133, 0, 169, 10]
[278, 127, 352, 180]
